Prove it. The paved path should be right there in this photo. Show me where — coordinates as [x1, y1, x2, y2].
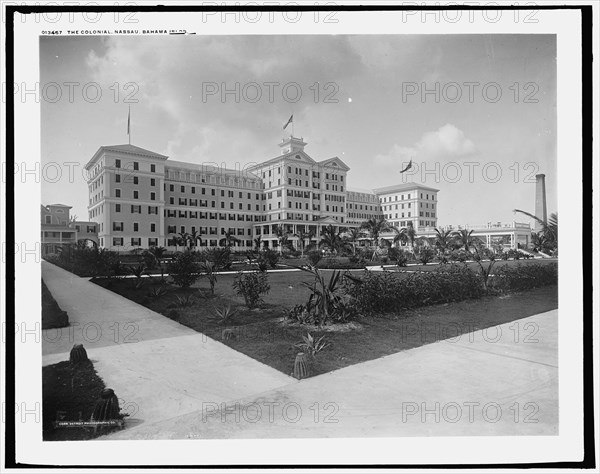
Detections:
[42, 261, 294, 427]
[106, 310, 558, 439]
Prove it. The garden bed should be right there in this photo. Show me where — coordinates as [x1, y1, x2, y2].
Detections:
[92, 262, 558, 378]
[42, 280, 69, 329]
[42, 359, 121, 440]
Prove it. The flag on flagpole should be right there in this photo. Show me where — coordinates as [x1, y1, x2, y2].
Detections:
[283, 114, 293, 130]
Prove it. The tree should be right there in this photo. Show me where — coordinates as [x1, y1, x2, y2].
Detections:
[319, 225, 343, 254]
[294, 229, 314, 257]
[274, 225, 290, 255]
[253, 235, 262, 251]
[453, 229, 475, 252]
[343, 228, 363, 256]
[168, 251, 200, 288]
[434, 228, 453, 258]
[188, 230, 202, 249]
[219, 230, 240, 248]
[513, 209, 558, 251]
[171, 232, 187, 252]
[142, 246, 166, 270]
[360, 218, 392, 259]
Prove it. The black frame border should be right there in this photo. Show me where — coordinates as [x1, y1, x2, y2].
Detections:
[3, 3, 595, 470]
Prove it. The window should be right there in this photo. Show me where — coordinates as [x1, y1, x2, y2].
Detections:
[115, 159, 121, 168]
[131, 237, 141, 246]
[133, 176, 138, 185]
[133, 223, 139, 232]
[113, 222, 123, 231]
[151, 223, 156, 232]
[115, 189, 121, 198]
[115, 204, 121, 212]
[133, 162, 139, 171]
[181, 185, 185, 193]
[151, 164, 156, 172]
[116, 174, 121, 183]
[133, 191, 139, 199]
[170, 184, 174, 192]
[192, 187, 196, 194]
[113, 237, 123, 246]
[45, 215, 51, 224]
[150, 178, 155, 186]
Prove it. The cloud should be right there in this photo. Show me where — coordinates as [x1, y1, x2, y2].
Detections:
[375, 124, 477, 168]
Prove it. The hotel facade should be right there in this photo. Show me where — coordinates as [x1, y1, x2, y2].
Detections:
[83, 136, 441, 252]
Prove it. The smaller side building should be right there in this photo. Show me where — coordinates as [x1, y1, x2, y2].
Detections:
[41, 204, 99, 256]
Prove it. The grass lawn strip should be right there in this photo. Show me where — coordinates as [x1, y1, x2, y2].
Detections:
[92, 263, 557, 378]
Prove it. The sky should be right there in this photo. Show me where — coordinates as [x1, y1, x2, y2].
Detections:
[40, 34, 556, 226]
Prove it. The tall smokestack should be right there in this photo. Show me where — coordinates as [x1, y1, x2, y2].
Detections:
[534, 174, 547, 232]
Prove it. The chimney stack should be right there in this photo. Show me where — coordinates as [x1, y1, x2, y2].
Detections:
[534, 174, 547, 233]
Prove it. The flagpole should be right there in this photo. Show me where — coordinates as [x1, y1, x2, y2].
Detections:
[291, 110, 294, 137]
[128, 105, 131, 145]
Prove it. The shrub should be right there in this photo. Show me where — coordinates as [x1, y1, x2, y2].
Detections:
[174, 293, 196, 307]
[294, 332, 330, 357]
[198, 247, 232, 270]
[262, 249, 280, 268]
[232, 271, 270, 309]
[213, 304, 237, 325]
[147, 285, 168, 298]
[285, 304, 315, 324]
[307, 250, 322, 266]
[418, 248, 436, 265]
[198, 260, 218, 295]
[348, 254, 366, 265]
[255, 253, 269, 272]
[449, 249, 468, 262]
[168, 251, 200, 288]
[343, 264, 485, 316]
[491, 263, 558, 292]
[299, 266, 351, 325]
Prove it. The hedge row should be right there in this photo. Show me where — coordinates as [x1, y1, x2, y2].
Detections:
[342, 263, 558, 316]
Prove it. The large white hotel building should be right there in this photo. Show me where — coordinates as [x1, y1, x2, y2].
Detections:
[84, 135, 440, 251]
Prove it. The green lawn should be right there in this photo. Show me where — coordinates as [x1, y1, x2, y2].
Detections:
[92, 259, 558, 378]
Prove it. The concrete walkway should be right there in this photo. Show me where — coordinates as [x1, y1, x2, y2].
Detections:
[42, 261, 294, 427]
[106, 310, 558, 439]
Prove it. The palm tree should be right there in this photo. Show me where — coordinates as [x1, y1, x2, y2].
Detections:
[219, 230, 240, 248]
[294, 229, 314, 257]
[319, 225, 343, 254]
[394, 222, 417, 255]
[453, 229, 475, 252]
[531, 232, 550, 253]
[188, 230, 202, 249]
[177, 231, 190, 249]
[343, 227, 363, 256]
[360, 217, 392, 258]
[434, 228, 453, 256]
[513, 209, 558, 250]
[274, 225, 290, 255]
[170, 232, 185, 252]
[253, 235, 262, 251]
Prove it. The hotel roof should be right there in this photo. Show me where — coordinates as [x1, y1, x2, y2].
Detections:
[166, 160, 261, 180]
[85, 144, 169, 169]
[373, 182, 440, 194]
